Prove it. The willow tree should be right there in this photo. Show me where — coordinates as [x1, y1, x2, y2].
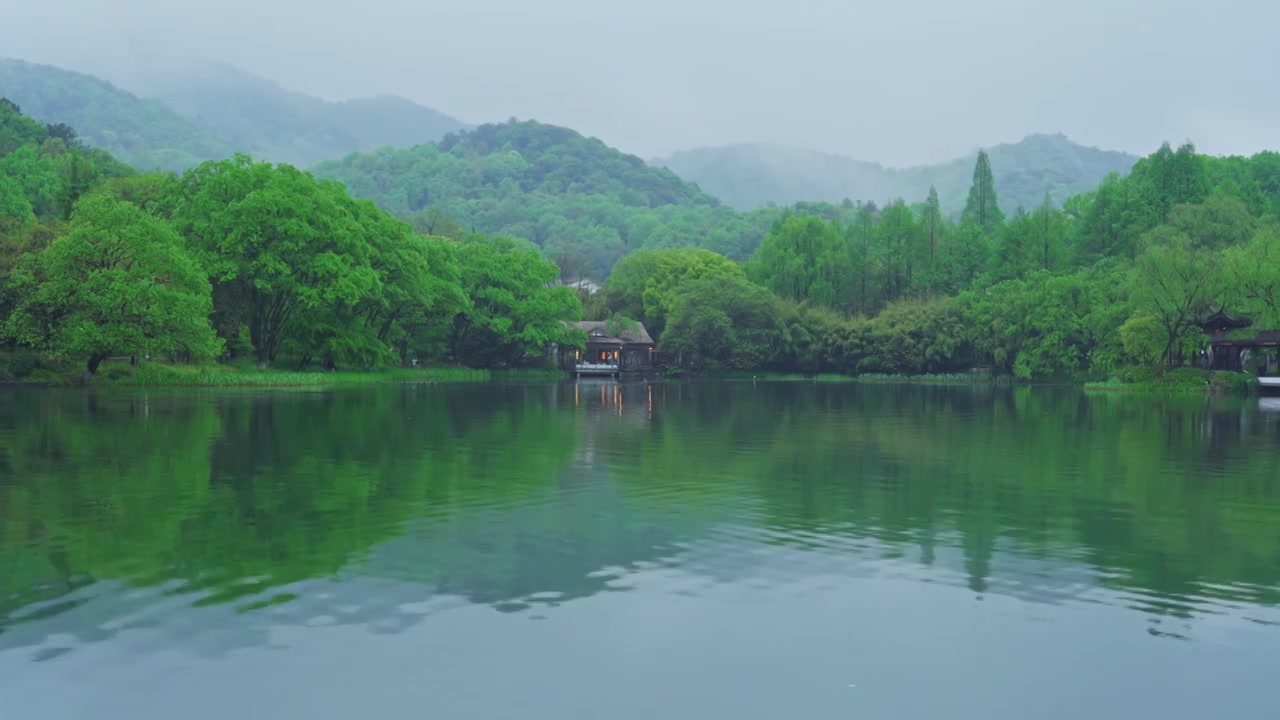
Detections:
[748, 214, 853, 311]
[1124, 229, 1222, 370]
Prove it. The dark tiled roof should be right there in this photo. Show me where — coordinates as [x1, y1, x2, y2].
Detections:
[569, 320, 654, 345]
[1211, 329, 1280, 345]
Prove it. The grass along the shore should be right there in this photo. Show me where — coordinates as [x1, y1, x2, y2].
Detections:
[10, 359, 526, 387]
[101, 361, 493, 387]
[712, 370, 1012, 384]
[1084, 368, 1258, 395]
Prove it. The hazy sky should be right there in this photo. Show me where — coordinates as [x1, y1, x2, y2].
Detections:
[2, 0, 1277, 166]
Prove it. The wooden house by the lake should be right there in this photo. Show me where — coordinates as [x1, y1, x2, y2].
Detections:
[1201, 311, 1280, 388]
[556, 321, 656, 377]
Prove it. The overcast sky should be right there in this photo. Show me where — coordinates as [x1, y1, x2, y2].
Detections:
[2, 0, 1277, 166]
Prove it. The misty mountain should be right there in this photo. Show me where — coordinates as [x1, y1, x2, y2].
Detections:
[107, 59, 470, 168]
[312, 119, 774, 276]
[653, 134, 1140, 215]
[0, 58, 236, 171]
[0, 58, 470, 171]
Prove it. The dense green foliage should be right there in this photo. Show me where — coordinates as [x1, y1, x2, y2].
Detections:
[0, 59, 236, 171]
[0, 58, 468, 172]
[5, 195, 222, 378]
[0, 103, 582, 381]
[312, 120, 779, 275]
[592, 141, 1280, 382]
[653, 133, 1139, 215]
[6, 82, 1280, 385]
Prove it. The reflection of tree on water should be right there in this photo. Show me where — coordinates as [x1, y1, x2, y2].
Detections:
[3, 382, 1280, 658]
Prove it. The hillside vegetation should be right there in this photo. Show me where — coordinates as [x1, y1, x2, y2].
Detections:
[0, 103, 584, 383]
[600, 142, 1280, 383]
[6, 71, 1279, 388]
[0, 58, 469, 171]
[0, 59, 236, 171]
[312, 119, 779, 276]
[653, 133, 1138, 215]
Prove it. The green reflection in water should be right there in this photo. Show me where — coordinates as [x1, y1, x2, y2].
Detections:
[2, 382, 1279, 652]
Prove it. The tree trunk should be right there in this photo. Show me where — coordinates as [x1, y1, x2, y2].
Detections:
[83, 353, 108, 382]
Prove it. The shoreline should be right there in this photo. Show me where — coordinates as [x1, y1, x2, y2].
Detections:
[3, 362, 1265, 396]
[2, 361, 566, 388]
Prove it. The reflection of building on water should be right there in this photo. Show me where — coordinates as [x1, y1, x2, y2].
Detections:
[1258, 397, 1280, 413]
[560, 379, 664, 421]
[554, 380, 667, 468]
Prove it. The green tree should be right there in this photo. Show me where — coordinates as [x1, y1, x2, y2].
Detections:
[605, 247, 744, 339]
[939, 222, 990, 293]
[961, 150, 1005, 238]
[1032, 192, 1068, 272]
[1223, 224, 1280, 327]
[1128, 230, 1222, 370]
[875, 200, 922, 304]
[0, 174, 34, 223]
[747, 214, 853, 311]
[168, 156, 382, 366]
[448, 236, 582, 367]
[861, 298, 968, 375]
[661, 274, 781, 369]
[4, 195, 221, 378]
[1166, 193, 1255, 250]
[1132, 141, 1209, 223]
[915, 186, 951, 293]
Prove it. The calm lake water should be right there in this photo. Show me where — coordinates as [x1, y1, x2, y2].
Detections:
[2, 381, 1279, 719]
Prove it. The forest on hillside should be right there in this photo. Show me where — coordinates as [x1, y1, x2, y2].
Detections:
[588, 144, 1280, 381]
[0, 58, 469, 172]
[0, 59, 236, 171]
[0, 100, 583, 381]
[4, 93, 1280, 386]
[312, 119, 783, 278]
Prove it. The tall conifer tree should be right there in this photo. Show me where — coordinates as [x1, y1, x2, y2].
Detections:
[962, 150, 1004, 237]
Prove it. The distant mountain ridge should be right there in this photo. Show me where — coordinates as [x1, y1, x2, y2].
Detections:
[0, 58, 237, 171]
[652, 134, 1140, 215]
[0, 57, 470, 170]
[106, 59, 471, 168]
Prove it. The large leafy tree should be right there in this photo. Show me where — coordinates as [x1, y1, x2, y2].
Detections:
[167, 156, 381, 366]
[4, 195, 221, 378]
[1222, 224, 1280, 327]
[747, 214, 853, 311]
[661, 274, 781, 370]
[448, 236, 582, 367]
[1126, 229, 1223, 370]
[357, 216, 469, 366]
[605, 247, 745, 339]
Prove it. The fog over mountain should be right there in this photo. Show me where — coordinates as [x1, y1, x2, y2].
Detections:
[2, 0, 1277, 166]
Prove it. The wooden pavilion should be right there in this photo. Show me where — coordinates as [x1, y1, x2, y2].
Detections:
[556, 321, 656, 377]
[1201, 311, 1280, 385]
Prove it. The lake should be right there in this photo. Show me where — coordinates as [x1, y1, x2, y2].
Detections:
[2, 381, 1279, 719]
